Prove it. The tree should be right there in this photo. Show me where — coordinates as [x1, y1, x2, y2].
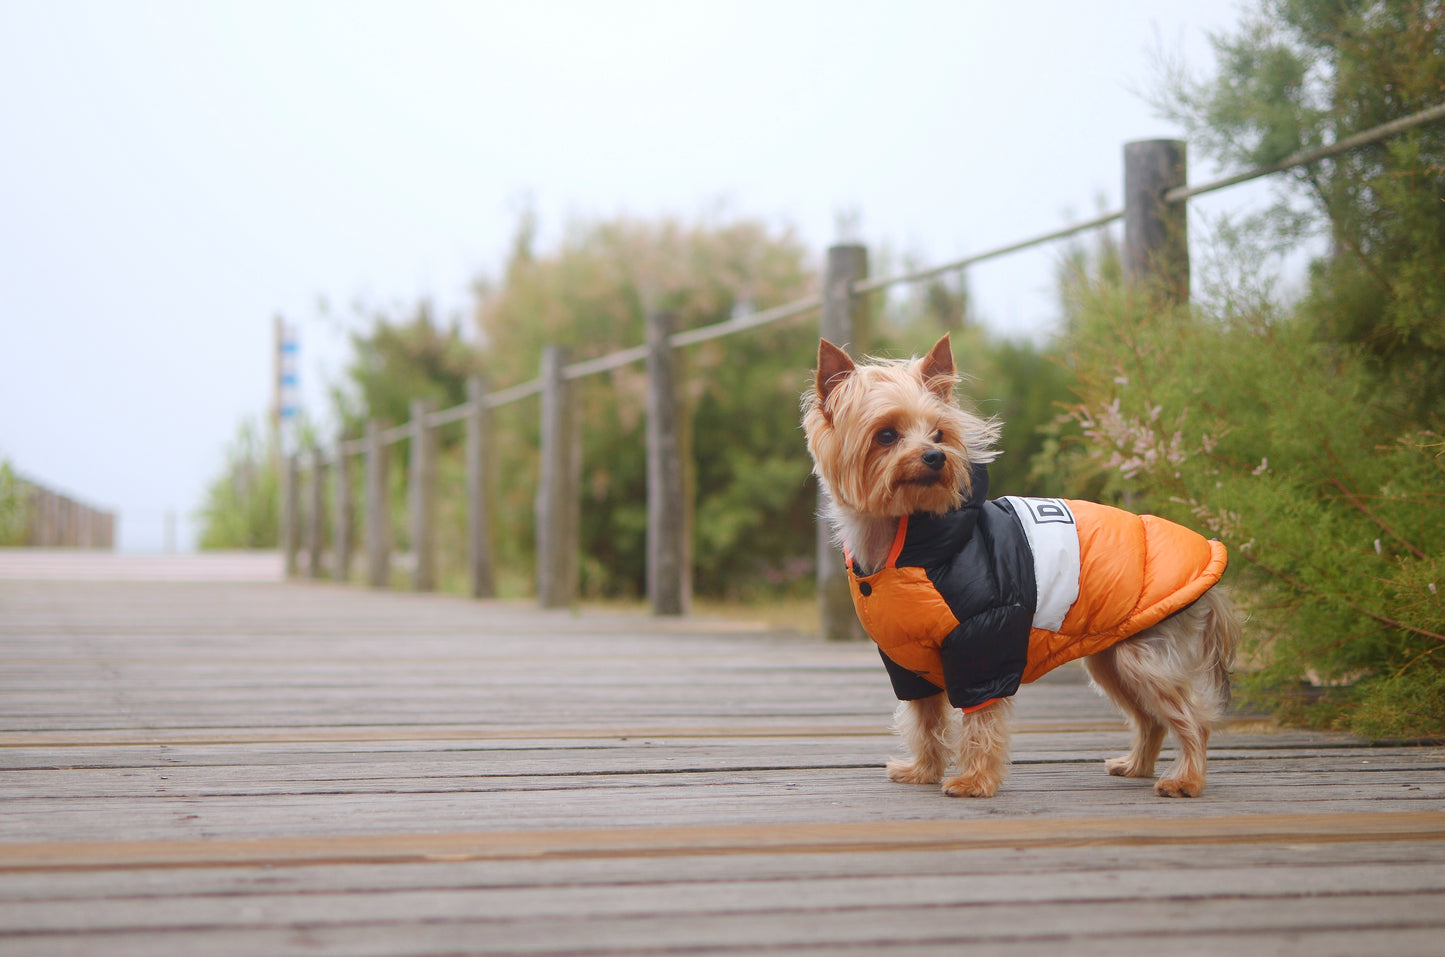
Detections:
[1155, 0, 1445, 411]
[0, 459, 26, 546]
[332, 302, 482, 440]
[1051, 0, 1445, 736]
[474, 213, 818, 599]
[194, 419, 281, 550]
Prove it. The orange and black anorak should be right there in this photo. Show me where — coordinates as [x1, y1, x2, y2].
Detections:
[847, 465, 1228, 710]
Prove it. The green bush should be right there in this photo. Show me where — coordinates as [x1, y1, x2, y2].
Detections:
[1052, 267, 1443, 737]
[0, 460, 26, 546]
[195, 420, 281, 550]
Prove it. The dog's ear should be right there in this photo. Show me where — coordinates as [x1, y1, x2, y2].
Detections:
[919, 333, 956, 399]
[815, 339, 856, 406]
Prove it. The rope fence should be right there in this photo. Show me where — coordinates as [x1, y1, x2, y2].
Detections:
[281, 103, 1445, 637]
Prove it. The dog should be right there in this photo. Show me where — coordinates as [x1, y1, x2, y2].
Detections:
[802, 334, 1241, 798]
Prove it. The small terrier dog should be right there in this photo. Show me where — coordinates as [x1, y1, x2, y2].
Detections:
[802, 334, 1240, 798]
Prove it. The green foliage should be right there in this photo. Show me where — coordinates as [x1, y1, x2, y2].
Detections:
[1071, 0, 1445, 738]
[0, 459, 27, 546]
[297, 213, 1081, 603]
[1156, 0, 1445, 411]
[333, 302, 483, 439]
[195, 419, 281, 550]
[1054, 244, 1444, 739]
[475, 213, 817, 600]
[1067, 273, 1440, 656]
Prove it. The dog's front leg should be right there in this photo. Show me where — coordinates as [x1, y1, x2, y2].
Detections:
[942, 697, 1013, 798]
[885, 693, 954, 785]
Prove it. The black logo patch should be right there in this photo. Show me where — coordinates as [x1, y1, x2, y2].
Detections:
[1022, 498, 1075, 526]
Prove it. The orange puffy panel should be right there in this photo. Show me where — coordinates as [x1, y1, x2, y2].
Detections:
[1021, 501, 1228, 682]
[851, 565, 959, 690]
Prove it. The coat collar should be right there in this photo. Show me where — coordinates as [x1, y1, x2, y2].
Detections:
[891, 461, 990, 569]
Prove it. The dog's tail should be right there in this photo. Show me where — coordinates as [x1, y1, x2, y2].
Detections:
[1196, 587, 1243, 713]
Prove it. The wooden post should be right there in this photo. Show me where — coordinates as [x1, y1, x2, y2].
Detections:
[306, 448, 325, 579]
[465, 376, 496, 599]
[333, 440, 352, 584]
[645, 310, 690, 616]
[409, 399, 438, 592]
[535, 345, 578, 609]
[817, 244, 870, 642]
[281, 453, 300, 578]
[1123, 139, 1190, 302]
[61, 498, 76, 547]
[364, 420, 391, 589]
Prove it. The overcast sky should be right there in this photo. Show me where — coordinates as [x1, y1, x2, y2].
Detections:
[0, 1, 1255, 551]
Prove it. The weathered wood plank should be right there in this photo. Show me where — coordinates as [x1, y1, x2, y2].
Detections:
[7, 860, 1445, 933]
[3, 811, 1443, 869]
[2, 839, 1442, 912]
[2, 747, 1441, 799]
[2, 894, 1443, 957]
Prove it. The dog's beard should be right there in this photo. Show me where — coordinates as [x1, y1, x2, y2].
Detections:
[863, 448, 968, 517]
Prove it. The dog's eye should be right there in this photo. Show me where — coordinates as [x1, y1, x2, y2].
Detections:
[932, 430, 944, 443]
[876, 428, 899, 447]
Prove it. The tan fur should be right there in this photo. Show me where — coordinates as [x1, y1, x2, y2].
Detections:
[1083, 587, 1241, 797]
[802, 335, 1000, 574]
[803, 334, 1243, 798]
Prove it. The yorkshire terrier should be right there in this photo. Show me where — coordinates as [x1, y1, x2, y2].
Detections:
[802, 334, 1240, 798]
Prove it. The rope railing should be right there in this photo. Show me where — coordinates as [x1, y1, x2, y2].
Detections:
[1163, 101, 1445, 205]
[851, 208, 1126, 296]
[282, 103, 1445, 623]
[328, 101, 1445, 448]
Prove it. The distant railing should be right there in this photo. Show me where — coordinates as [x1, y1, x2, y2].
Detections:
[280, 105, 1445, 640]
[4, 474, 116, 549]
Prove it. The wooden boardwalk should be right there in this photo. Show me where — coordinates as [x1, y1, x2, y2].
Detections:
[1, 555, 1442, 955]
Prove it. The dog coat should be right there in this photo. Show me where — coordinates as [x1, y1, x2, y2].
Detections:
[846, 464, 1228, 710]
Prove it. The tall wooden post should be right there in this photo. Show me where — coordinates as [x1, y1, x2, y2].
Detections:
[465, 376, 496, 599]
[333, 440, 352, 584]
[817, 244, 869, 642]
[364, 420, 390, 589]
[1123, 139, 1190, 302]
[409, 399, 438, 592]
[645, 311, 690, 616]
[306, 448, 325, 579]
[536, 346, 579, 608]
[281, 453, 300, 579]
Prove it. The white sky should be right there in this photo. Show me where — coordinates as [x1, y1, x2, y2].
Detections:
[0, 0, 1254, 551]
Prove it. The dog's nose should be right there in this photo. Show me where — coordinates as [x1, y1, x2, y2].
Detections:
[921, 449, 946, 471]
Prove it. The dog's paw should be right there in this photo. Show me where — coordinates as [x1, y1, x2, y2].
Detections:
[1105, 755, 1156, 778]
[1155, 776, 1203, 798]
[941, 773, 1001, 798]
[887, 758, 943, 785]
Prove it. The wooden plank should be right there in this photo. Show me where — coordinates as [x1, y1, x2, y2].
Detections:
[2, 744, 1441, 796]
[3, 811, 1442, 871]
[4, 839, 1442, 904]
[2, 894, 1442, 957]
[7, 860, 1445, 932]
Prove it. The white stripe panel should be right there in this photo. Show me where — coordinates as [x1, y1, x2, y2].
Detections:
[1001, 497, 1081, 632]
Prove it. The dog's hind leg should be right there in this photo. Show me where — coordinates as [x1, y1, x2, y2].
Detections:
[1141, 590, 1240, 798]
[1084, 645, 1167, 779]
[886, 693, 954, 785]
[1093, 607, 1219, 798]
